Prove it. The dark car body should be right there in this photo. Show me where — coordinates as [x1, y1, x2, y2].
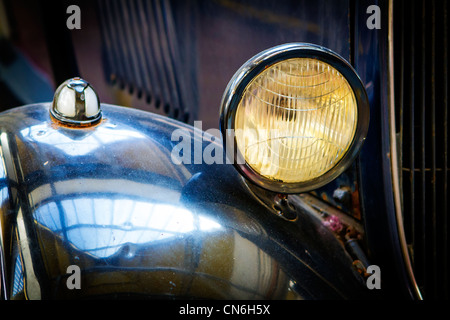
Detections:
[0, 0, 447, 300]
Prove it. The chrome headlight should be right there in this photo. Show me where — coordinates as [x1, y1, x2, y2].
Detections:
[220, 43, 369, 194]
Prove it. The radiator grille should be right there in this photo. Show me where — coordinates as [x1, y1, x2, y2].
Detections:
[96, 0, 198, 123]
[393, 0, 448, 299]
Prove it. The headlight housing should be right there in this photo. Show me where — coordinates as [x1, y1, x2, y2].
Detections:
[220, 43, 369, 194]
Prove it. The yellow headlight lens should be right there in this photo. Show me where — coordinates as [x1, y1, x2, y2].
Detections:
[234, 58, 358, 183]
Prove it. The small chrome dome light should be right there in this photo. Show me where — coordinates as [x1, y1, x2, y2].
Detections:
[220, 43, 370, 194]
[51, 77, 102, 126]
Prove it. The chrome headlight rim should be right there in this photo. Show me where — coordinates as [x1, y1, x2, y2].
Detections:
[220, 43, 370, 194]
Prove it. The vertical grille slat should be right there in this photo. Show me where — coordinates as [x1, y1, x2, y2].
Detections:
[394, 0, 449, 299]
[408, 0, 416, 266]
[418, 0, 426, 293]
[430, 0, 437, 298]
[444, 0, 449, 299]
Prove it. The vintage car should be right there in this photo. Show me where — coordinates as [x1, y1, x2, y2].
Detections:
[0, 0, 447, 301]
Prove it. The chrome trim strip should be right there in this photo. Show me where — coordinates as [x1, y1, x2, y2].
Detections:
[16, 208, 41, 300]
[387, 0, 422, 300]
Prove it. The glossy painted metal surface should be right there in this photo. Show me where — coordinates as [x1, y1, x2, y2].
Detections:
[0, 102, 373, 299]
